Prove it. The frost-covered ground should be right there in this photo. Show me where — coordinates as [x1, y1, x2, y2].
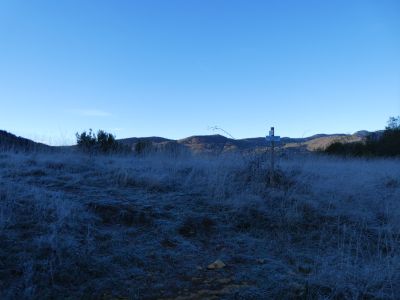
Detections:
[0, 151, 400, 299]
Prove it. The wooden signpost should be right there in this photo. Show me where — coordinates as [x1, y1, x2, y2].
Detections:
[266, 127, 280, 186]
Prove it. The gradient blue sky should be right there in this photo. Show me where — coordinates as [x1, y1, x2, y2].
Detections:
[1, 0, 399, 145]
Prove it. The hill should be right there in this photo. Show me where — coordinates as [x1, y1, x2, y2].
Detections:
[118, 132, 372, 154]
[0, 129, 376, 154]
[0, 130, 50, 152]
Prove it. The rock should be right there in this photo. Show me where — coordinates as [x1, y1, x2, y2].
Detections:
[207, 259, 226, 270]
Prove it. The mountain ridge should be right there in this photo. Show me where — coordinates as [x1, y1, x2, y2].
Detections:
[0, 129, 377, 153]
[118, 131, 374, 154]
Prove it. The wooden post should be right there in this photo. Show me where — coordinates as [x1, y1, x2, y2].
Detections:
[266, 126, 280, 187]
[270, 127, 275, 186]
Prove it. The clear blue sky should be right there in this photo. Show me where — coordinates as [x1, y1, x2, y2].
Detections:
[1, 0, 399, 145]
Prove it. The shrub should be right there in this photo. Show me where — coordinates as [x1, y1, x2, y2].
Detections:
[324, 117, 400, 157]
[386, 116, 400, 130]
[76, 129, 97, 152]
[96, 130, 118, 153]
[134, 140, 153, 155]
[362, 129, 400, 157]
[325, 141, 367, 157]
[76, 129, 125, 154]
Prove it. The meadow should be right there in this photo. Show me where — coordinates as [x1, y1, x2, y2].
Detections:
[0, 150, 399, 299]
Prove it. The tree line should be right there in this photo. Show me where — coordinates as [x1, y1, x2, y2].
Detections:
[324, 116, 400, 157]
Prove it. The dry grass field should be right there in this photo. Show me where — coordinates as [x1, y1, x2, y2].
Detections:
[0, 150, 400, 299]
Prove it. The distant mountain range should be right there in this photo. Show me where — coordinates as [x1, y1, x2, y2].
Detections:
[119, 131, 375, 154]
[0, 129, 379, 154]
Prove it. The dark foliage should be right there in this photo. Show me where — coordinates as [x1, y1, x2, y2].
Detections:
[134, 139, 153, 155]
[75, 129, 97, 151]
[76, 129, 127, 154]
[96, 130, 118, 153]
[325, 117, 400, 157]
[324, 141, 369, 157]
[365, 128, 400, 156]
